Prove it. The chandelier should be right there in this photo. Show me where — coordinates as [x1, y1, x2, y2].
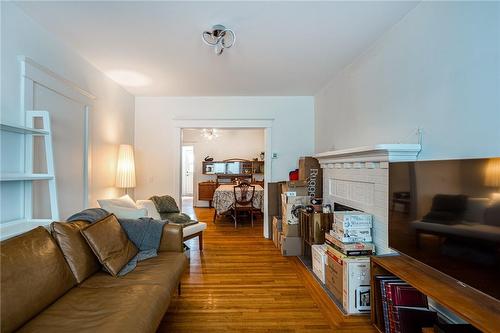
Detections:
[201, 128, 219, 140]
[202, 24, 236, 55]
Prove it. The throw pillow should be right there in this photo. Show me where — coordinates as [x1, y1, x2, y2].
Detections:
[81, 214, 138, 277]
[51, 221, 101, 283]
[150, 195, 180, 213]
[103, 205, 148, 219]
[97, 194, 137, 211]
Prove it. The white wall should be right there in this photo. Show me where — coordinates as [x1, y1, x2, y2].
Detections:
[134, 97, 314, 201]
[0, 3, 135, 222]
[182, 128, 265, 206]
[315, 1, 500, 160]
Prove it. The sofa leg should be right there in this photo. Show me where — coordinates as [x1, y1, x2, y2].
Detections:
[199, 233, 203, 252]
[178, 282, 181, 296]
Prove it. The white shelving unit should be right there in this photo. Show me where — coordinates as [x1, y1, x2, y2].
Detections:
[0, 173, 54, 181]
[0, 219, 53, 240]
[0, 111, 59, 240]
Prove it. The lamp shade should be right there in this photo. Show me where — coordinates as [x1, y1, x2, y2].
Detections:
[485, 158, 500, 187]
[116, 144, 136, 188]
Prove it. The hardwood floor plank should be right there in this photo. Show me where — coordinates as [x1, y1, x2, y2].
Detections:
[158, 205, 376, 332]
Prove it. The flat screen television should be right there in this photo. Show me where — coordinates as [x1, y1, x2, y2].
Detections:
[389, 157, 500, 300]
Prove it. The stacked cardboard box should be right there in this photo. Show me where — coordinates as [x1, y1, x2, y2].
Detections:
[324, 211, 375, 314]
[281, 180, 308, 196]
[299, 157, 323, 199]
[267, 182, 286, 237]
[280, 181, 309, 256]
[281, 236, 302, 256]
[330, 211, 373, 243]
[326, 246, 371, 314]
[281, 194, 309, 226]
[325, 249, 343, 301]
[311, 244, 327, 284]
[325, 233, 374, 256]
[272, 216, 282, 249]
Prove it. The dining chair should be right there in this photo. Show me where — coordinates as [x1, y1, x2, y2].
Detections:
[232, 182, 256, 228]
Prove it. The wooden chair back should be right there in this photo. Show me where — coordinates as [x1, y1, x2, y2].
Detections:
[233, 182, 255, 206]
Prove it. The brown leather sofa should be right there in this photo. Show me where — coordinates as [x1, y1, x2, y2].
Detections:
[1, 222, 187, 333]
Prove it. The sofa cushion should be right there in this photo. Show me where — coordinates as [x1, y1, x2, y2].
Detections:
[80, 252, 187, 294]
[81, 214, 138, 277]
[1, 227, 76, 333]
[17, 284, 170, 333]
[183, 222, 207, 237]
[17, 252, 188, 333]
[51, 221, 101, 283]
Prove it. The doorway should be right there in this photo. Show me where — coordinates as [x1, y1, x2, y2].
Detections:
[173, 119, 273, 238]
[181, 145, 194, 197]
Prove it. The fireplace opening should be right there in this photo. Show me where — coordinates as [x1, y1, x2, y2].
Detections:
[334, 203, 358, 212]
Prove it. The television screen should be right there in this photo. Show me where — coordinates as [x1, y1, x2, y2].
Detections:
[389, 158, 500, 300]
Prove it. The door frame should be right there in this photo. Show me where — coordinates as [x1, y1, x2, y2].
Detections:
[172, 119, 273, 239]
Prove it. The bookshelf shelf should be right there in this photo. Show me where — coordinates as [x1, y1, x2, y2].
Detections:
[0, 173, 54, 181]
[0, 123, 49, 135]
[370, 254, 500, 333]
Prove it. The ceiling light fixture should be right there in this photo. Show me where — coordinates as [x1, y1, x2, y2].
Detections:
[202, 24, 236, 55]
[201, 128, 219, 140]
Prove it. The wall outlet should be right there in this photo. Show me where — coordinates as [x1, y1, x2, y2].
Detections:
[272, 152, 278, 159]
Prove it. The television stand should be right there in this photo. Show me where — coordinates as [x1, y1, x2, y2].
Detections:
[370, 254, 500, 333]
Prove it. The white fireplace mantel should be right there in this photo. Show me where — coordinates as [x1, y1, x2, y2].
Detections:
[316, 143, 421, 254]
[315, 144, 421, 165]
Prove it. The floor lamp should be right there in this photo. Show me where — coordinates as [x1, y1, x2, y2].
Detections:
[116, 144, 136, 196]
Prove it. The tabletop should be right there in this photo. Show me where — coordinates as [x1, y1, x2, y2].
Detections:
[215, 184, 264, 192]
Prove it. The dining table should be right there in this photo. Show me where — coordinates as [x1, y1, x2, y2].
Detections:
[212, 184, 264, 219]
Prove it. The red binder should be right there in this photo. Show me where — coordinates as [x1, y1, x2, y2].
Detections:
[388, 283, 428, 333]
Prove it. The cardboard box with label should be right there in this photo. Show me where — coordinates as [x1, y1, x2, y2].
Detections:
[281, 180, 308, 196]
[327, 246, 371, 314]
[330, 227, 372, 243]
[281, 194, 310, 225]
[334, 211, 373, 229]
[299, 157, 323, 199]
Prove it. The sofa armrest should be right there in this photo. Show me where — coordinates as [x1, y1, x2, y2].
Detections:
[159, 224, 184, 252]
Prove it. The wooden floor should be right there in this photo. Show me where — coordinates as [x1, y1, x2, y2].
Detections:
[158, 203, 376, 332]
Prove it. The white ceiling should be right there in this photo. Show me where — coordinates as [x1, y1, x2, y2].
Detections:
[16, 1, 419, 96]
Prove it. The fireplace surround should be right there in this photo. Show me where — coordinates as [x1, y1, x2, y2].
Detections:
[315, 144, 421, 254]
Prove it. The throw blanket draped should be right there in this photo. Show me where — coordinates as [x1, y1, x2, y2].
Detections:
[67, 208, 165, 276]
